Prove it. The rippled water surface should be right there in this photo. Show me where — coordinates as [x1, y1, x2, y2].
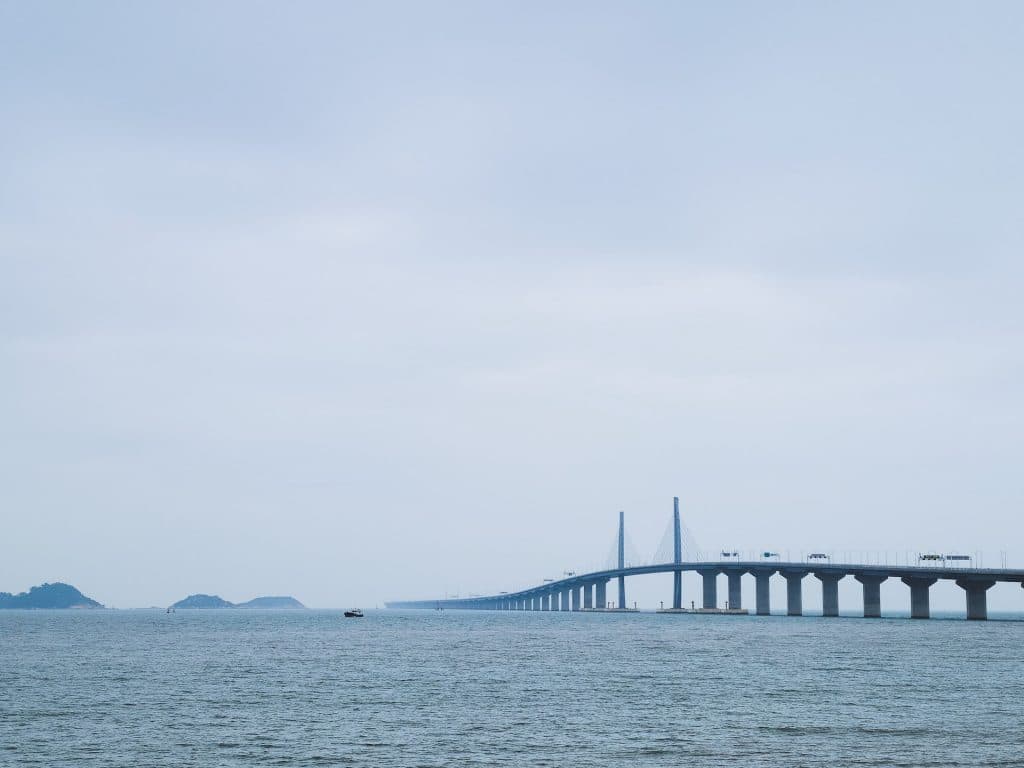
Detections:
[2, 609, 1024, 767]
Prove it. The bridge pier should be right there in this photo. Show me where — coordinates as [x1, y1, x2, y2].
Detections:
[595, 580, 607, 610]
[956, 578, 996, 620]
[583, 583, 593, 610]
[901, 577, 936, 619]
[698, 569, 719, 609]
[561, 588, 571, 612]
[814, 573, 842, 617]
[855, 574, 887, 618]
[752, 569, 773, 615]
[780, 570, 805, 616]
[784, 571, 805, 616]
[672, 570, 683, 610]
[571, 586, 580, 612]
[727, 571, 743, 610]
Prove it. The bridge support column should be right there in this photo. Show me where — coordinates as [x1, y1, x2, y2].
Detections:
[571, 586, 580, 612]
[780, 570, 805, 616]
[901, 577, 937, 619]
[855, 574, 887, 618]
[697, 569, 719, 609]
[595, 580, 607, 610]
[561, 589, 571, 612]
[672, 570, 683, 609]
[583, 583, 593, 609]
[617, 575, 626, 610]
[814, 573, 843, 617]
[752, 570, 773, 615]
[956, 578, 996, 620]
[727, 571, 743, 610]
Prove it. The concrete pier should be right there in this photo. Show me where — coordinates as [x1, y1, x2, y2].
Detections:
[571, 586, 580, 612]
[814, 572, 842, 617]
[855, 574, 886, 618]
[901, 577, 936, 619]
[727, 571, 742, 610]
[957, 578, 996, 620]
[753, 570, 773, 615]
[781, 570, 804, 616]
[583, 583, 593, 609]
[595, 580, 607, 610]
[560, 588, 571, 612]
[698, 569, 719, 609]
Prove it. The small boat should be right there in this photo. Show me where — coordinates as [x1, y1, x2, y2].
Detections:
[343, 609, 364, 618]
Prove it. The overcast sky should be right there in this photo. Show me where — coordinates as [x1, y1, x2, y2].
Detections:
[3, 2, 1023, 611]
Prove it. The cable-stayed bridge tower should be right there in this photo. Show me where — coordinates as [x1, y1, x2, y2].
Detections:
[617, 510, 626, 610]
[672, 496, 682, 609]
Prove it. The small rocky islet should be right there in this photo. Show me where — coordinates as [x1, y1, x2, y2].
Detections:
[170, 594, 305, 609]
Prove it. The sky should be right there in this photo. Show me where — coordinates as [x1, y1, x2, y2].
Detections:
[2, 2, 1024, 611]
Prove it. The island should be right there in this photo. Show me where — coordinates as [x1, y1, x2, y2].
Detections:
[234, 596, 305, 609]
[170, 594, 234, 609]
[0, 582, 103, 609]
[170, 594, 305, 609]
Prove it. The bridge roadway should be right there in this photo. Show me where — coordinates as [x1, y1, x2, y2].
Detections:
[385, 560, 1024, 620]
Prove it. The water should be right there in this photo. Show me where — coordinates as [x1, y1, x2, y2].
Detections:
[2, 610, 1023, 767]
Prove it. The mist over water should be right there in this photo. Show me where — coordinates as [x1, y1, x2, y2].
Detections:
[3, 610, 1023, 767]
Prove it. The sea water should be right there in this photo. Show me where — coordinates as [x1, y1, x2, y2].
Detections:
[2, 609, 1023, 767]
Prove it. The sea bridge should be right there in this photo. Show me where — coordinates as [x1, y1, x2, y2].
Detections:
[387, 499, 1024, 620]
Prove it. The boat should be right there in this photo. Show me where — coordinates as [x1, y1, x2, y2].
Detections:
[343, 609, 364, 618]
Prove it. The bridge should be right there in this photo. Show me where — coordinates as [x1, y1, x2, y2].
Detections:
[386, 499, 1024, 620]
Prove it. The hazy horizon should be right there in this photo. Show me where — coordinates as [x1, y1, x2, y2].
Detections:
[4, 2, 1024, 612]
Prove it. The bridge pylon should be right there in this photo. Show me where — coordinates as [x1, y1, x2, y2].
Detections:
[618, 510, 626, 609]
[672, 496, 682, 609]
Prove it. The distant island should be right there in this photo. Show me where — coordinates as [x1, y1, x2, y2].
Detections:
[0, 582, 103, 609]
[170, 594, 305, 609]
